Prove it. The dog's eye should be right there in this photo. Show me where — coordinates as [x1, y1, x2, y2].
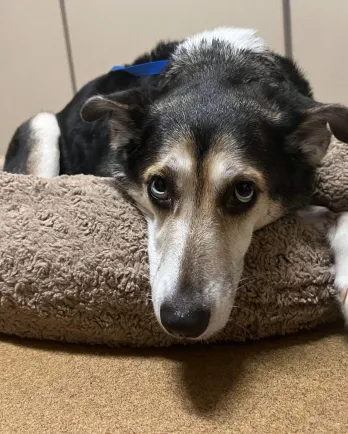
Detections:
[224, 181, 257, 214]
[149, 176, 170, 202]
[234, 182, 255, 203]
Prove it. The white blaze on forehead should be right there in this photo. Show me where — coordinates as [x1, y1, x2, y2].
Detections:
[177, 27, 268, 55]
[147, 215, 192, 323]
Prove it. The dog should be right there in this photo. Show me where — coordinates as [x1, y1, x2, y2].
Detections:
[4, 27, 348, 339]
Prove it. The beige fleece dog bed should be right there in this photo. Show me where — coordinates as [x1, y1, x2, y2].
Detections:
[0, 139, 347, 347]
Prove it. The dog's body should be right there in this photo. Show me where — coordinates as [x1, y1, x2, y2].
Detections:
[4, 42, 179, 178]
[4, 27, 348, 338]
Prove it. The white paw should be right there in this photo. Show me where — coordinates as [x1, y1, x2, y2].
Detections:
[335, 277, 348, 323]
[329, 212, 348, 323]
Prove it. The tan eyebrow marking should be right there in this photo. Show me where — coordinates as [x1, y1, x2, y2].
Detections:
[203, 134, 267, 193]
[142, 136, 195, 183]
[242, 167, 267, 192]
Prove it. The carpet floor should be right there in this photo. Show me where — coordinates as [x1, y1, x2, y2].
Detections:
[0, 324, 347, 433]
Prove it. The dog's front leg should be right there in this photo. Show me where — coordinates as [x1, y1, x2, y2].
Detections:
[328, 212, 348, 321]
[298, 206, 348, 322]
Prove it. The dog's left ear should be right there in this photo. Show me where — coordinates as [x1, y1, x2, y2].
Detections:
[288, 103, 348, 165]
[80, 88, 149, 135]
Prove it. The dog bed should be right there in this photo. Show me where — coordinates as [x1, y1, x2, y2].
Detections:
[0, 138, 347, 347]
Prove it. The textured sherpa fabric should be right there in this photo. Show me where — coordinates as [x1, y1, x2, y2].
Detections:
[0, 139, 347, 347]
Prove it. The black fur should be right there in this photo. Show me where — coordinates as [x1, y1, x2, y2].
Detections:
[4, 41, 179, 176]
[4, 121, 32, 174]
[57, 42, 179, 176]
[4, 35, 348, 215]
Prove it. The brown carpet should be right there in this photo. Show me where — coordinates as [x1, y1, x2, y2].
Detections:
[0, 325, 347, 434]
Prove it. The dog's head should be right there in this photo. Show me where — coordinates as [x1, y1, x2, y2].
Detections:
[81, 28, 348, 339]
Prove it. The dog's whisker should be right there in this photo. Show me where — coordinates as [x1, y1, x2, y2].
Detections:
[237, 273, 271, 291]
[152, 249, 166, 283]
[230, 320, 253, 339]
[237, 282, 257, 292]
[238, 272, 269, 283]
[232, 304, 257, 317]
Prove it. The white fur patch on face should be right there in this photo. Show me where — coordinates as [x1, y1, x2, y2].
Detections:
[176, 27, 267, 55]
[147, 216, 191, 329]
[28, 112, 60, 178]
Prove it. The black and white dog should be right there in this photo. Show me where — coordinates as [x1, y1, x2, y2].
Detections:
[4, 27, 348, 339]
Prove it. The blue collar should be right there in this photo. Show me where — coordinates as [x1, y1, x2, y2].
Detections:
[110, 60, 169, 77]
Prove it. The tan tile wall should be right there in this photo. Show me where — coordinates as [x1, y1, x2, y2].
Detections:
[65, 0, 284, 89]
[0, 1, 72, 154]
[1, 0, 347, 155]
[291, 0, 348, 104]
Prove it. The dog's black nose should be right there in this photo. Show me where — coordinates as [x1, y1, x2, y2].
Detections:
[160, 303, 210, 338]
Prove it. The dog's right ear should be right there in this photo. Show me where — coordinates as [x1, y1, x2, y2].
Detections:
[80, 89, 150, 135]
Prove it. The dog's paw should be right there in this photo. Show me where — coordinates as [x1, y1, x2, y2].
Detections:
[329, 212, 348, 323]
[335, 277, 348, 323]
